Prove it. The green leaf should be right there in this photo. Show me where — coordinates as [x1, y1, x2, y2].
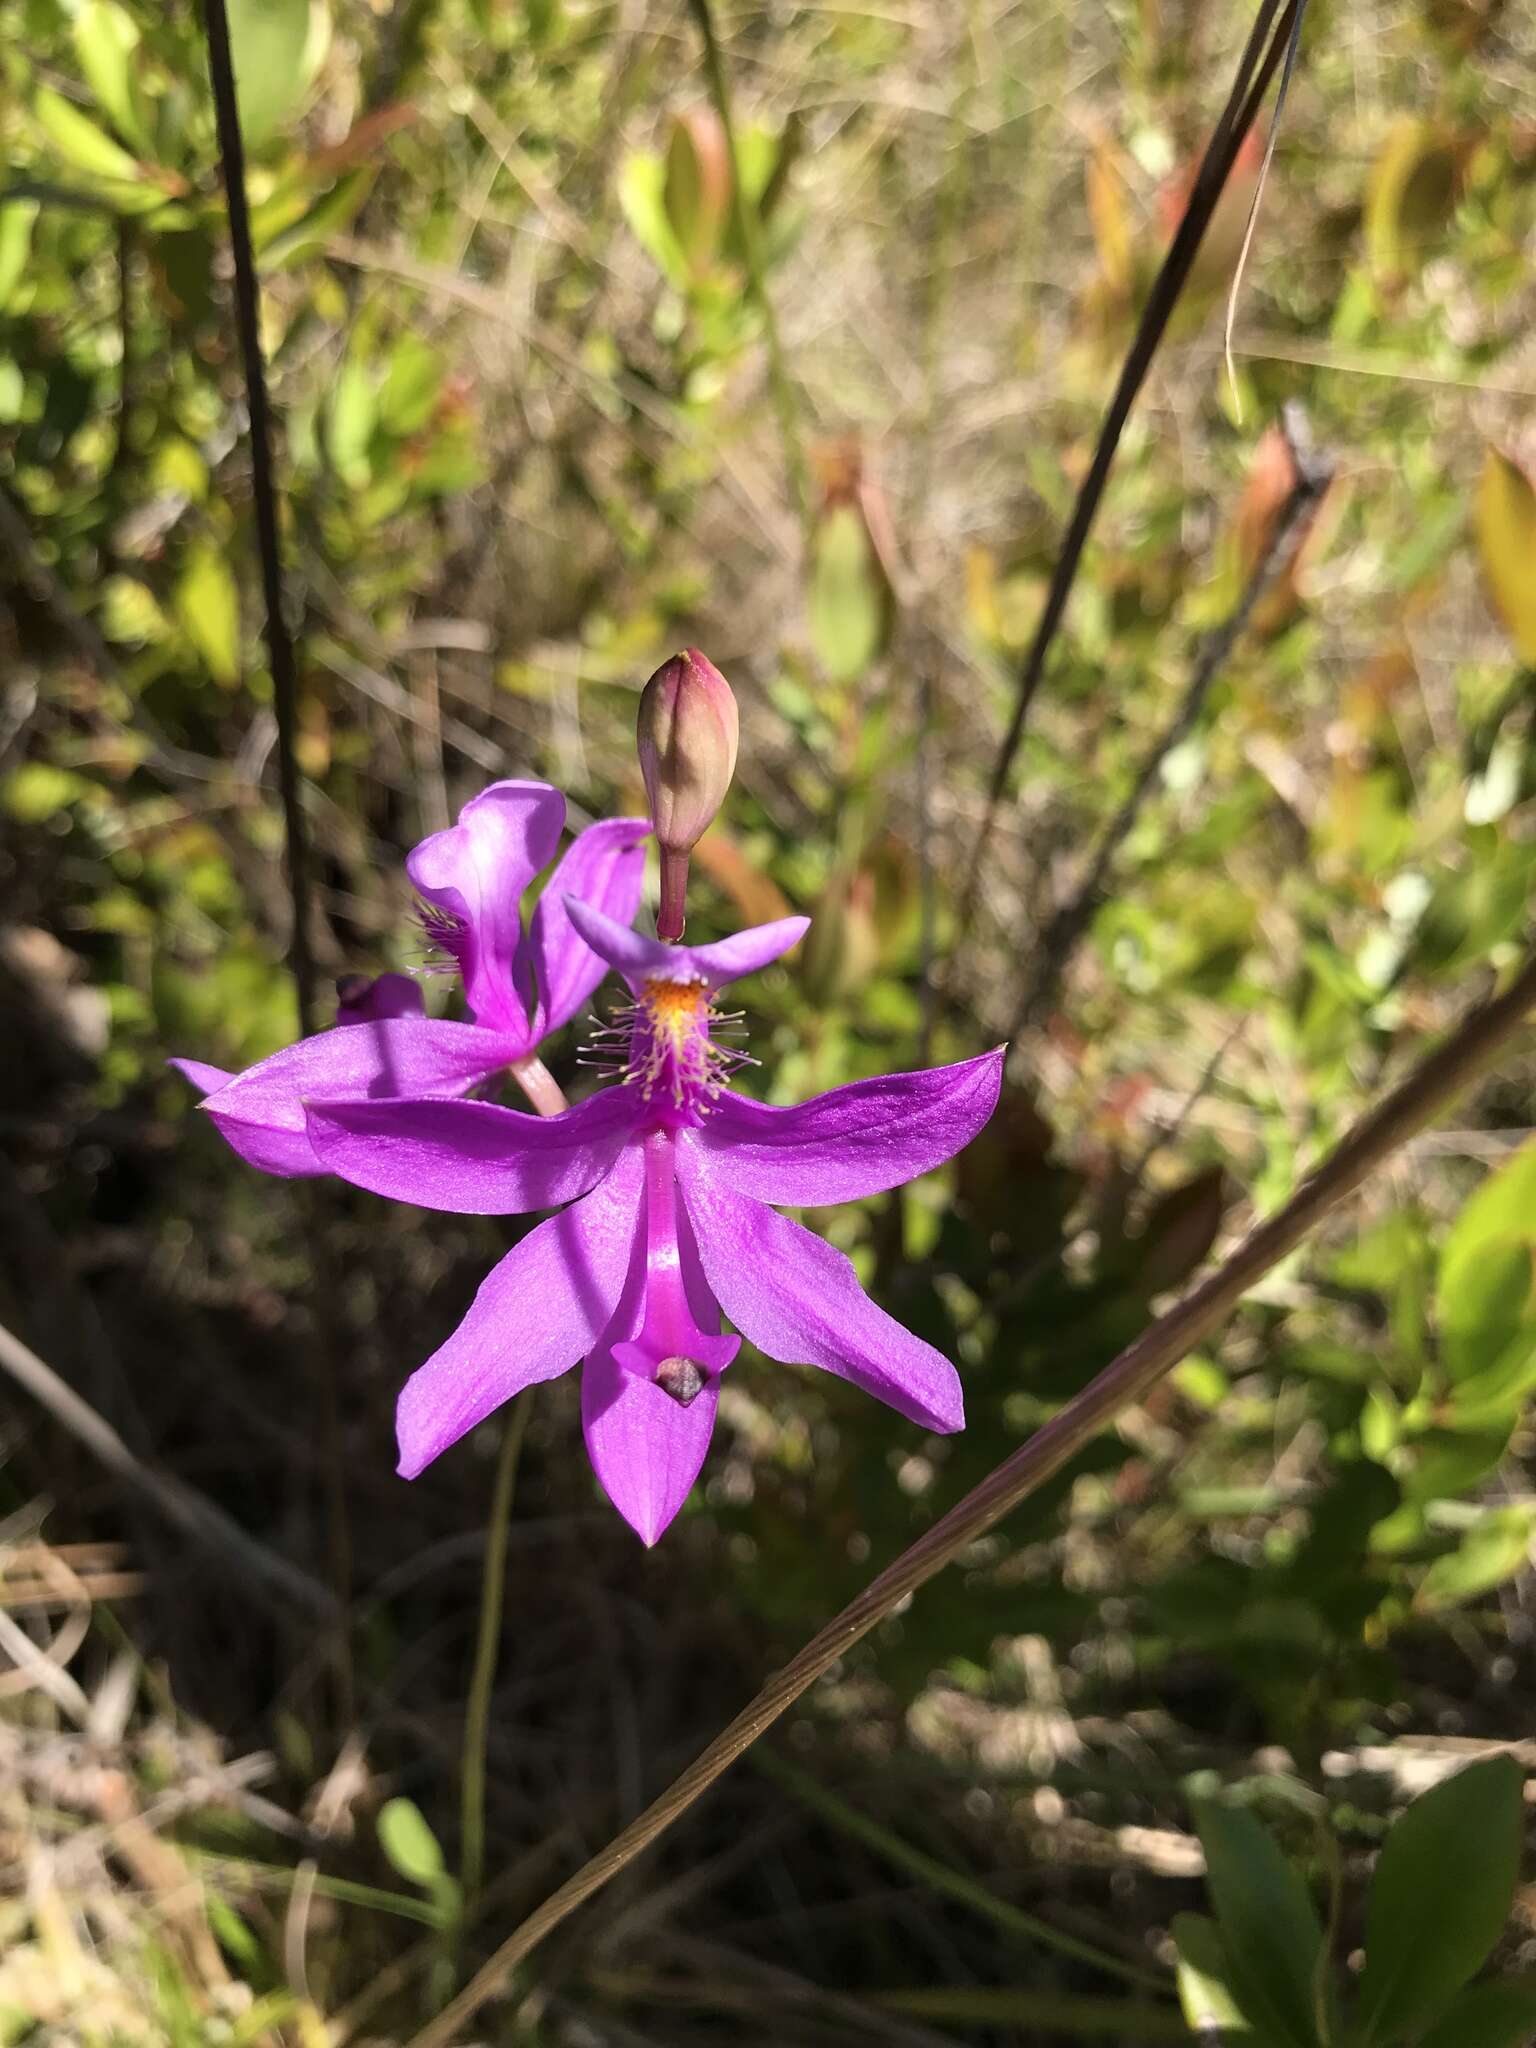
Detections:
[73, 0, 153, 156]
[175, 541, 242, 685]
[1436, 1144, 1536, 1404]
[1415, 847, 1536, 979]
[33, 84, 143, 182]
[1194, 1799, 1323, 2048]
[4, 763, 90, 822]
[1417, 1506, 1536, 1612]
[227, 0, 321, 149]
[1365, 117, 1459, 285]
[0, 201, 38, 310]
[1356, 1755, 1524, 2042]
[1172, 1913, 1257, 2040]
[1417, 1976, 1536, 2048]
[259, 166, 373, 268]
[1288, 1460, 1399, 1594]
[326, 357, 377, 486]
[664, 108, 730, 271]
[1399, 1426, 1514, 1507]
[807, 501, 891, 684]
[378, 333, 444, 436]
[1477, 449, 1536, 666]
[617, 150, 689, 288]
[377, 1797, 445, 1889]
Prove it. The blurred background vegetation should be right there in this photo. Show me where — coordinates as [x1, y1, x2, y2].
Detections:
[3, 0, 1536, 2041]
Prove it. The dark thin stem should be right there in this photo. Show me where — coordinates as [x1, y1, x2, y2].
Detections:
[686, 0, 808, 521]
[198, 0, 318, 1035]
[405, 938, 1536, 2048]
[954, 0, 1305, 950]
[1014, 409, 1331, 1031]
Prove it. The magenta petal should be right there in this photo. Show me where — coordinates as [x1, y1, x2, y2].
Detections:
[581, 1348, 718, 1545]
[176, 1057, 350, 1178]
[692, 1049, 1005, 1205]
[306, 1087, 639, 1215]
[171, 1058, 235, 1096]
[564, 898, 809, 993]
[523, 816, 649, 1037]
[406, 780, 565, 1036]
[206, 1113, 333, 1178]
[198, 1017, 520, 1178]
[679, 1148, 964, 1433]
[396, 1142, 643, 1477]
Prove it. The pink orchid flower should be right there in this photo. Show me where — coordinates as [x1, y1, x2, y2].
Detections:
[174, 782, 647, 1174]
[301, 902, 1004, 1544]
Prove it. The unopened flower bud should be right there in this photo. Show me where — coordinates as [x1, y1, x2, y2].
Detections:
[664, 107, 732, 274]
[637, 648, 739, 941]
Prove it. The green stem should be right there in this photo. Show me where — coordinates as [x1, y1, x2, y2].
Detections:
[460, 1397, 531, 1907]
[686, 0, 808, 521]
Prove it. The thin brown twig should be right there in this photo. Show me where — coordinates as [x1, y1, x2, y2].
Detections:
[1013, 405, 1332, 1032]
[198, 0, 318, 1033]
[405, 937, 1536, 2048]
[953, 0, 1306, 952]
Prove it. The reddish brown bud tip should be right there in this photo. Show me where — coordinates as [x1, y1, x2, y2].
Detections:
[637, 650, 740, 938]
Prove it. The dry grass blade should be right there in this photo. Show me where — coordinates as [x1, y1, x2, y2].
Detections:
[405, 941, 1536, 2048]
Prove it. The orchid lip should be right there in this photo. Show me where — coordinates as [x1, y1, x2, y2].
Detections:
[608, 1129, 739, 1393]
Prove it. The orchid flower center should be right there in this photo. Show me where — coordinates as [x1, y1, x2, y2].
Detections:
[585, 973, 749, 1126]
[611, 1130, 739, 1402]
[630, 975, 721, 1111]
